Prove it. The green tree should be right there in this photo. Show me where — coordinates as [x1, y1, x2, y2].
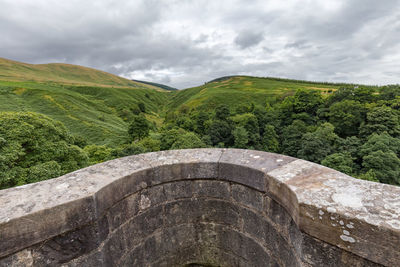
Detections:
[138, 102, 146, 113]
[160, 128, 185, 150]
[209, 120, 233, 146]
[0, 112, 88, 189]
[360, 106, 400, 137]
[281, 120, 308, 156]
[176, 116, 195, 132]
[321, 153, 354, 176]
[362, 151, 400, 185]
[215, 104, 230, 121]
[83, 144, 113, 165]
[128, 115, 150, 140]
[170, 132, 207, 149]
[280, 89, 323, 116]
[360, 132, 400, 156]
[111, 143, 146, 157]
[328, 100, 365, 137]
[193, 111, 209, 135]
[232, 126, 249, 148]
[138, 137, 161, 152]
[297, 123, 339, 163]
[231, 113, 260, 147]
[359, 133, 400, 185]
[262, 125, 279, 153]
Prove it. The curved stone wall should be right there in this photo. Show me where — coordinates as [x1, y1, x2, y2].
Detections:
[0, 149, 399, 266]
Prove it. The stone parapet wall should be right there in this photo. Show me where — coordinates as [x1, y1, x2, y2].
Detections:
[0, 149, 399, 266]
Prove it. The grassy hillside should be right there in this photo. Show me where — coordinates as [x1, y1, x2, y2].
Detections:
[0, 57, 162, 90]
[0, 80, 168, 145]
[132, 79, 177, 91]
[0, 58, 375, 146]
[167, 76, 350, 112]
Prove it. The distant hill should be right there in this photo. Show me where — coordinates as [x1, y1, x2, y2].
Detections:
[166, 75, 358, 112]
[0, 58, 378, 145]
[0, 58, 170, 145]
[132, 79, 177, 91]
[0, 57, 162, 90]
[205, 75, 362, 87]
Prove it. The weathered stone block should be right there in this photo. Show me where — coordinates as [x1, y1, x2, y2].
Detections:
[193, 180, 230, 200]
[106, 192, 139, 232]
[123, 205, 164, 249]
[163, 199, 241, 228]
[232, 183, 264, 211]
[163, 180, 193, 200]
[31, 223, 100, 265]
[0, 196, 95, 258]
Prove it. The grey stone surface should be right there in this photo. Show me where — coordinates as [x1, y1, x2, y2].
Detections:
[0, 149, 398, 266]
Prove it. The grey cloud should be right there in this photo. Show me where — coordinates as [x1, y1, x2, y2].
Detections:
[234, 31, 264, 49]
[0, 0, 399, 88]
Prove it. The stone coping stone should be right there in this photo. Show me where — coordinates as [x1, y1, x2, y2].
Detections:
[0, 148, 399, 266]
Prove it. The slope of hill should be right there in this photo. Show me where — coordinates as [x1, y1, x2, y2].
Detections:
[132, 79, 177, 91]
[167, 75, 359, 112]
[0, 58, 375, 146]
[0, 58, 171, 145]
[0, 57, 162, 90]
[0, 80, 168, 145]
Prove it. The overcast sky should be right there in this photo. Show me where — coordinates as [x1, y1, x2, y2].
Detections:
[1, 0, 400, 89]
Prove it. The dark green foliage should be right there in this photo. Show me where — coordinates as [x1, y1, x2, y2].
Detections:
[193, 111, 209, 135]
[0, 112, 88, 189]
[215, 104, 230, 121]
[84, 144, 113, 165]
[160, 128, 184, 150]
[138, 102, 146, 113]
[359, 133, 400, 185]
[362, 151, 400, 185]
[208, 120, 233, 146]
[360, 106, 400, 137]
[327, 86, 376, 105]
[328, 100, 365, 137]
[281, 120, 308, 157]
[262, 125, 279, 153]
[170, 132, 207, 149]
[379, 85, 400, 101]
[292, 90, 324, 114]
[231, 113, 260, 147]
[360, 133, 400, 156]
[233, 126, 249, 148]
[297, 123, 339, 163]
[128, 115, 150, 141]
[322, 153, 354, 176]
[138, 137, 161, 152]
[336, 136, 362, 162]
[175, 116, 195, 132]
[111, 143, 146, 158]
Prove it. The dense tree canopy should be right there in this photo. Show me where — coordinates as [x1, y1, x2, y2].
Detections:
[0, 112, 88, 189]
[156, 85, 400, 185]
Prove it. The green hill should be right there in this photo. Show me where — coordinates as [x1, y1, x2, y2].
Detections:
[0, 80, 168, 145]
[132, 79, 177, 91]
[0, 58, 170, 145]
[0, 58, 373, 146]
[167, 75, 356, 112]
[0, 57, 163, 90]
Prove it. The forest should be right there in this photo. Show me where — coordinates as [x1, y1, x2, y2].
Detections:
[1, 83, 400, 189]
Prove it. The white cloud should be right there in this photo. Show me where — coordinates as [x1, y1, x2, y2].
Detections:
[0, 0, 399, 88]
